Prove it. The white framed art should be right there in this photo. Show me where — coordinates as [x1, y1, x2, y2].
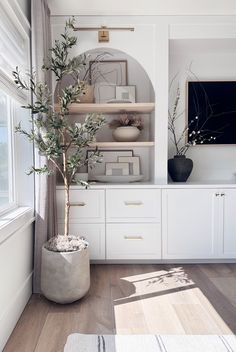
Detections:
[115, 85, 136, 103]
[89, 60, 127, 103]
[105, 162, 129, 176]
[87, 150, 133, 180]
[118, 156, 140, 175]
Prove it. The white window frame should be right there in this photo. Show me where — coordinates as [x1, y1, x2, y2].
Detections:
[0, 0, 32, 218]
[0, 93, 16, 215]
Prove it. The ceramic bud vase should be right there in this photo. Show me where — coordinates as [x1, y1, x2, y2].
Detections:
[112, 126, 140, 142]
[168, 155, 193, 182]
[79, 84, 94, 103]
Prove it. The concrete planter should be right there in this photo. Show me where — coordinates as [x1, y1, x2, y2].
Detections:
[41, 246, 90, 304]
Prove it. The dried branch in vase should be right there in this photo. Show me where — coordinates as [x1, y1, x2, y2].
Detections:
[168, 84, 220, 156]
[109, 113, 143, 130]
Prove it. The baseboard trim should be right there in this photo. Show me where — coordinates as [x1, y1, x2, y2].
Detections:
[0, 271, 33, 350]
[91, 259, 236, 264]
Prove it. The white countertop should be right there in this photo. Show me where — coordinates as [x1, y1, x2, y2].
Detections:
[56, 180, 236, 189]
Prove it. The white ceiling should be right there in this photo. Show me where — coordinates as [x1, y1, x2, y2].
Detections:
[47, 0, 236, 16]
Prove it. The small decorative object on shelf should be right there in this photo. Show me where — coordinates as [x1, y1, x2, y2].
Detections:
[168, 83, 218, 182]
[87, 149, 143, 182]
[91, 59, 127, 103]
[118, 156, 140, 175]
[105, 162, 129, 176]
[78, 84, 94, 103]
[168, 155, 193, 182]
[80, 52, 114, 103]
[74, 172, 89, 182]
[54, 51, 112, 104]
[109, 113, 143, 142]
[87, 149, 133, 180]
[115, 85, 136, 103]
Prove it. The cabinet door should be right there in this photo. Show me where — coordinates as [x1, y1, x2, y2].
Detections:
[162, 189, 218, 259]
[220, 189, 236, 258]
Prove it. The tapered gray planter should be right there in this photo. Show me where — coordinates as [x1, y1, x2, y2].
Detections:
[41, 246, 90, 304]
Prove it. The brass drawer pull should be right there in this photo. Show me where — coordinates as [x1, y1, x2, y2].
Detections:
[124, 201, 143, 206]
[70, 202, 86, 207]
[124, 235, 143, 240]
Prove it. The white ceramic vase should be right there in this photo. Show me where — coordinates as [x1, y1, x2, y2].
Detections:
[112, 126, 140, 142]
[41, 246, 90, 304]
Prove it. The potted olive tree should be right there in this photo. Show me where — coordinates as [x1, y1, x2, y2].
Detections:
[13, 19, 105, 303]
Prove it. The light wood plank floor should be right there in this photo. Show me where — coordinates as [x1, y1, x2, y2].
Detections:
[4, 264, 236, 352]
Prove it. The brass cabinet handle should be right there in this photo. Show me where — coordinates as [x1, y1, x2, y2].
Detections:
[70, 202, 86, 207]
[124, 201, 143, 206]
[215, 192, 225, 197]
[124, 235, 143, 240]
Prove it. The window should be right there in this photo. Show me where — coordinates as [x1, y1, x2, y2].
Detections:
[0, 90, 15, 211]
[0, 1, 31, 216]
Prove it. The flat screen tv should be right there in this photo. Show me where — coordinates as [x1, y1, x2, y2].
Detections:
[187, 81, 236, 144]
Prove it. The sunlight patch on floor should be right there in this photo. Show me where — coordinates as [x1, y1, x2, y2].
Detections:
[113, 267, 233, 335]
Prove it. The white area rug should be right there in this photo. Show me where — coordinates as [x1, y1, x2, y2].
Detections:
[64, 333, 236, 351]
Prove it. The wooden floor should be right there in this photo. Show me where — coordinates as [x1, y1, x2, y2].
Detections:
[4, 264, 236, 352]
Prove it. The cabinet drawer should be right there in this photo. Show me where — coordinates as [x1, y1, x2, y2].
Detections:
[106, 223, 161, 259]
[106, 189, 161, 222]
[57, 190, 105, 223]
[58, 223, 105, 260]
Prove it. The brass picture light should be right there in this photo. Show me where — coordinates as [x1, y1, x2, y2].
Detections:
[73, 26, 135, 43]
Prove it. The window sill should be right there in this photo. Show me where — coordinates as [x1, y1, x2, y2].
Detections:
[0, 207, 35, 245]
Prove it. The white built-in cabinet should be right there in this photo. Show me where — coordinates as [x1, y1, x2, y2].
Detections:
[57, 189, 105, 260]
[106, 189, 161, 259]
[56, 186, 236, 261]
[219, 189, 236, 258]
[57, 188, 161, 260]
[162, 188, 236, 260]
[162, 189, 217, 259]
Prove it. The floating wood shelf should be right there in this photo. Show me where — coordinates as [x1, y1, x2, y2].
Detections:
[55, 102, 155, 114]
[88, 141, 155, 148]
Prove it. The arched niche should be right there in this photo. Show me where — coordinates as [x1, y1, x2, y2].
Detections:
[54, 47, 155, 104]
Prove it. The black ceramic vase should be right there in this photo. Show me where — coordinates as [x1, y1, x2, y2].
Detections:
[168, 155, 193, 182]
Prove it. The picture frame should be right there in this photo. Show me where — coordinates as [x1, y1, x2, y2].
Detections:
[87, 149, 133, 180]
[115, 85, 136, 103]
[89, 60, 128, 103]
[187, 80, 236, 145]
[117, 156, 140, 175]
[105, 162, 129, 176]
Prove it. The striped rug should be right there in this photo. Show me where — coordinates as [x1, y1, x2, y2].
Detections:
[64, 333, 236, 351]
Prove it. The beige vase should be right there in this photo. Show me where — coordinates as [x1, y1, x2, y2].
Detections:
[113, 126, 141, 142]
[41, 246, 90, 304]
[79, 84, 94, 103]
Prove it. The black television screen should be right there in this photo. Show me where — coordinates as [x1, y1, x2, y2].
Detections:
[187, 81, 236, 144]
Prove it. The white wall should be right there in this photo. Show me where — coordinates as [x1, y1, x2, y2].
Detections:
[48, 0, 236, 16]
[169, 38, 236, 182]
[0, 1, 34, 349]
[0, 221, 34, 350]
[51, 15, 236, 184]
